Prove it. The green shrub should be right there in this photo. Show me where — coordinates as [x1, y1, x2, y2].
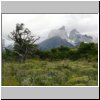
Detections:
[2, 76, 19, 86]
[2, 58, 98, 86]
[87, 80, 98, 86]
[66, 76, 89, 85]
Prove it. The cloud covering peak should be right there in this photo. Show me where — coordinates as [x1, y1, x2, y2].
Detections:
[2, 14, 98, 46]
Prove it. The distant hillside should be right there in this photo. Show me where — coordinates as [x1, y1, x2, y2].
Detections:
[38, 36, 74, 50]
[38, 26, 93, 50]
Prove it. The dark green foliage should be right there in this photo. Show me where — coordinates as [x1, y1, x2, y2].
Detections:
[67, 49, 79, 60]
[3, 42, 98, 62]
[33, 43, 98, 61]
[78, 42, 98, 58]
[2, 48, 15, 61]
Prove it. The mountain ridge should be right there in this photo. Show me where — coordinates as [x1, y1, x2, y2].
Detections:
[38, 26, 93, 50]
[39, 36, 74, 50]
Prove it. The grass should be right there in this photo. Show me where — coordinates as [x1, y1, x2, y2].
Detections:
[2, 59, 98, 86]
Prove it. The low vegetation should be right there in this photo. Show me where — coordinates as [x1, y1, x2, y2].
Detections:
[2, 43, 98, 86]
[2, 59, 98, 86]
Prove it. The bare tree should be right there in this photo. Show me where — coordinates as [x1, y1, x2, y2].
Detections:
[8, 23, 40, 63]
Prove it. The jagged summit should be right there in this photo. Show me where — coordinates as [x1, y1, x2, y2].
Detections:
[48, 25, 68, 40]
[58, 26, 65, 30]
[70, 29, 81, 35]
[38, 26, 93, 50]
[71, 28, 80, 33]
[69, 29, 81, 40]
[69, 28, 93, 44]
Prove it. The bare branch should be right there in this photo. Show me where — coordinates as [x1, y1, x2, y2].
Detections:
[32, 36, 40, 44]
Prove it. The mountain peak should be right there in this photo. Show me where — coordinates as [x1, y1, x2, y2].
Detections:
[59, 26, 65, 30]
[71, 29, 80, 34]
[47, 27, 93, 49]
[39, 36, 74, 50]
[48, 26, 68, 39]
[69, 29, 93, 45]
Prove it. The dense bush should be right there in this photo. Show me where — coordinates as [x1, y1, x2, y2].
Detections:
[33, 42, 98, 61]
[2, 59, 98, 86]
[3, 42, 98, 62]
[78, 42, 98, 58]
[2, 48, 16, 61]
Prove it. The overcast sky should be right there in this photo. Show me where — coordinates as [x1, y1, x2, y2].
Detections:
[2, 14, 99, 46]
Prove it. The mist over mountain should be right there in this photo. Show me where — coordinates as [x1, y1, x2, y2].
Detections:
[48, 26, 68, 40]
[38, 26, 94, 50]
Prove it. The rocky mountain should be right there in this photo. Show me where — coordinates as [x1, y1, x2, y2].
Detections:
[48, 26, 68, 40]
[39, 36, 74, 50]
[69, 29, 81, 41]
[38, 26, 93, 50]
[69, 29, 93, 45]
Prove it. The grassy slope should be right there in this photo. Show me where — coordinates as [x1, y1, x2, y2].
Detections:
[2, 59, 98, 86]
